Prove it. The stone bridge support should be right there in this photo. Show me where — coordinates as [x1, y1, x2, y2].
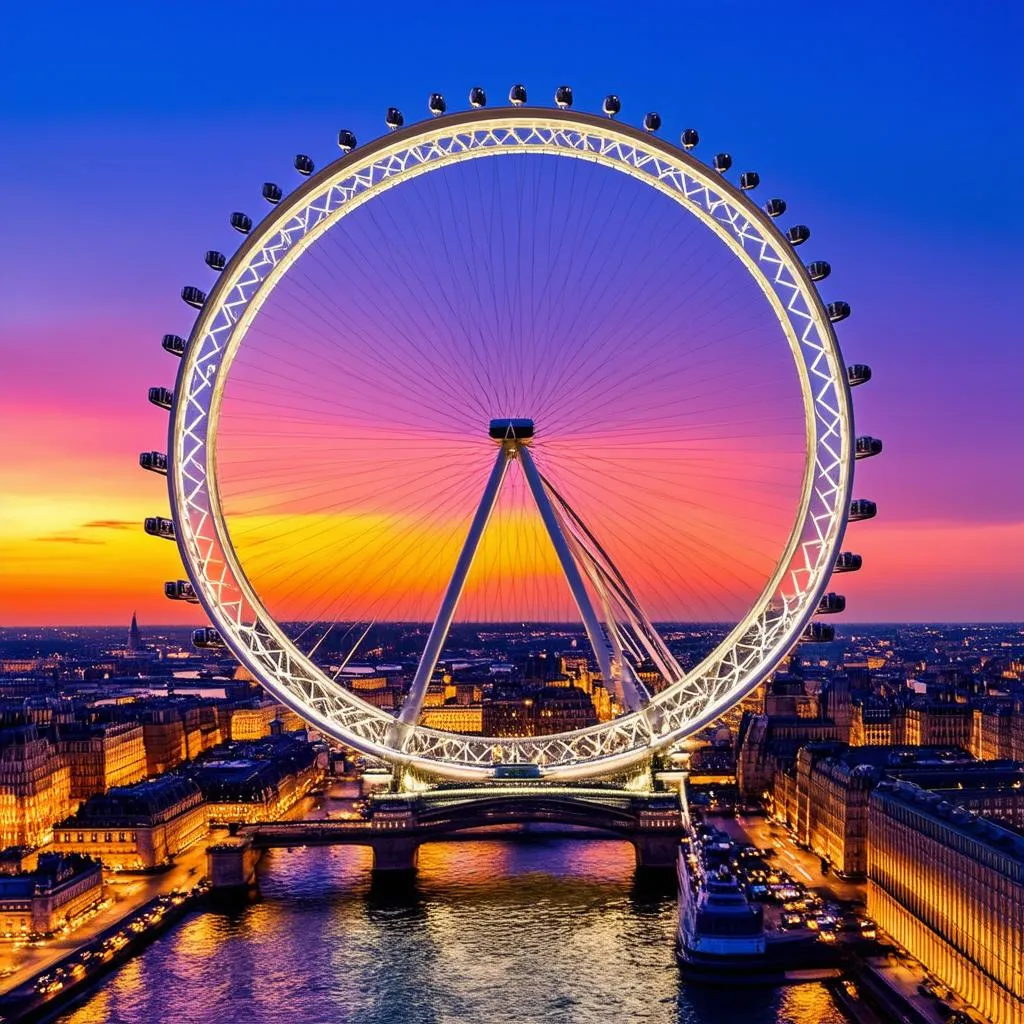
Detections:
[368, 835, 420, 874]
[632, 832, 681, 871]
[207, 836, 261, 890]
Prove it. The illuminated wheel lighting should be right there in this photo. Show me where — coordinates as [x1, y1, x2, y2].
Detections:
[148, 98, 873, 782]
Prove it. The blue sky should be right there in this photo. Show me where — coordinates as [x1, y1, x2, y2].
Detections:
[2, 0, 1022, 622]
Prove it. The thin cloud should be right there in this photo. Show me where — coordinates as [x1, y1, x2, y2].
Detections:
[36, 534, 105, 545]
[82, 519, 136, 530]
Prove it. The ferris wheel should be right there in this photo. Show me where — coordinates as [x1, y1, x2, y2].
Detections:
[141, 84, 881, 781]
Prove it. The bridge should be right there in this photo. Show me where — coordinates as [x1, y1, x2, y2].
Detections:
[206, 785, 685, 887]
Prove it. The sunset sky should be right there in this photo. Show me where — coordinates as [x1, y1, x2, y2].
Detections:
[2, 1, 1022, 626]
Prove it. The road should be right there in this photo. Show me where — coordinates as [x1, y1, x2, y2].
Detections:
[0, 838, 209, 998]
[0, 789, 322, 998]
[707, 810, 867, 905]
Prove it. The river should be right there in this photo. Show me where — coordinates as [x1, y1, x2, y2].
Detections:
[59, 838, 848, 1023]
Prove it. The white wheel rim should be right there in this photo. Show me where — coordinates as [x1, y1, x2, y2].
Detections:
[169, 108, 853, 781]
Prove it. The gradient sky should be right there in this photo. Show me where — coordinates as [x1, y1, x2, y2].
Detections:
[1, 0, 1022, 626]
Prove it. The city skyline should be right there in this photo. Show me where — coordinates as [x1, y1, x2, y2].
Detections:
[2, 2, 1022, 627]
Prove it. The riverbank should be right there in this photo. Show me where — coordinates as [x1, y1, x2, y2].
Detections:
[0, 881, 208, 1023]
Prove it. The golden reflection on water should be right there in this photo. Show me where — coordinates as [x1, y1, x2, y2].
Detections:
[59, 840, 848, 1024]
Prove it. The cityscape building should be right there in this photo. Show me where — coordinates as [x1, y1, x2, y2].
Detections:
[0, 720, 72, 850]
[0, 853, 104, 938]
[56, 721, 147, 801]
[869, 780, 1024, 1024]
[52, 777, 206, 870]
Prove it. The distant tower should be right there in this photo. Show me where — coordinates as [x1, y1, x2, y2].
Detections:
[128, 611, 142, 653]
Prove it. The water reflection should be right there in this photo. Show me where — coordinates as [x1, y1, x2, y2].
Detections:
[59, 839, 847, 1024]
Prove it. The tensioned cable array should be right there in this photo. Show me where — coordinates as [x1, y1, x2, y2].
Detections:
[216, 152, 804, 662]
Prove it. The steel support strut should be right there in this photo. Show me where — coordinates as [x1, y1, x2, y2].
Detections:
[398, 446, 511, 729]
[517, 445, 615, 687]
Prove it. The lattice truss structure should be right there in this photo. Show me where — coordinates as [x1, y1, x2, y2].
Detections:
[168, 108, 853, 782]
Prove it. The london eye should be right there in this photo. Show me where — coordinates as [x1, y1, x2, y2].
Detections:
[142, 85, 879, 781]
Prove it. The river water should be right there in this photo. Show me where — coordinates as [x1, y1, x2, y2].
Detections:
[59, 838, 847, 1024]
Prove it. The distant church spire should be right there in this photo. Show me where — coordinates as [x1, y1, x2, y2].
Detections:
[128, 611, 142, 653]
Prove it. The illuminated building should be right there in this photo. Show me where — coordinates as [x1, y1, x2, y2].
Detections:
[775, 745, 1024, 879]
[56, 721, 146, 801]
[482, 698, 536, 737]
[902, 701, 972, 748]
[735, 711, 841, 802]
[970, 700, 1014, 760]
[0, 853, 103, 938]
[185, 736, 321, 825]
[343, 676, 401, 712]
[869, 781, 1024, 1024]
[420, 705, 484, 734]
[0, 658, 44, 676]
[533, 684, 598, 735]
[850, 702, 902, 746]
[53, 777, 206, 870]
[1014, 701, 1024, 762]
[0, 721, 72, 849]
[141, 707, 188, 775]
[807, 759, 878, 877]
[228, 703, 281, 740]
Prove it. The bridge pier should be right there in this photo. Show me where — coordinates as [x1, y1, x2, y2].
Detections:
[369, 836, 420, 875]
[207, 836, 260, 891]
[632, 833, 681, 872]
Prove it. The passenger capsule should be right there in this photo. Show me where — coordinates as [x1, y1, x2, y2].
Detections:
[739, 171, 759, 190]
[855, 436, 883, 459]
[262, 182, 283, 204]
[144, 516, 176, 540]
[148, 386, 173, 410]
[139, 451, 168, 475]
[603, 94, 621, 118]
[230, 212, 252, 234]
[469, 86, 487, 108]
[818, 593, 846, 615]
[192, 627, 224, 649]
[165, 580, 199, 603]
[204, 250, 226, 271]
[337, 129, 357, 152]
[834, 552, 863, 573]
[181, 285, 206, 309]
[847, 364, 872, 387]
[385, 107, 404, 131]
[849, 499, 877, 522]
[555, 85, 573, 109]
[807, 260, 831, 282]
[786, 225, 811, 246]
[294, 154, 314, 175]
[428, 93, 446, 116]
[642, 112, 661, 133]
[680, 128, 699, 149]
[162, 334, 185, 357]
[509, 84, 527, 106]
[801, 622, 836, 643]
[764, 198, 786, 218]
[827, 300, 851, 322]
[713, 152, 732, 173]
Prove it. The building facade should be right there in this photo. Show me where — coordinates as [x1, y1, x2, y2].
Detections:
[0, 854, 103, 938]
[0, 722, 72, 850]
[53, 777, 207, 870]
[57, 721, 147, 801]
[420, 705, 484, 734]
[869, 782, 1024, 1024]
